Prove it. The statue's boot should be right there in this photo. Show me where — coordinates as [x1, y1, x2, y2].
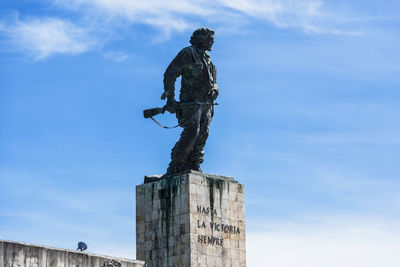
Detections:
[165, 162, 190, 176]
[188, 161, 202, 172]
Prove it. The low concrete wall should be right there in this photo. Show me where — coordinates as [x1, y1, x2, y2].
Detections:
[0, 240, 145, 267]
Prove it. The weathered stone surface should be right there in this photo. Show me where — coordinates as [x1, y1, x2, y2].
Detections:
[0, 240, 145, 267]
[136, 171, 246, 267]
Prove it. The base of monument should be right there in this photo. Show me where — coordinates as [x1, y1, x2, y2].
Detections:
[143, 170, 235, 183]
[136, 171, 246, 267]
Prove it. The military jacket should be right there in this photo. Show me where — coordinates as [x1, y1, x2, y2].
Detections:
[163, 46, 217, 102]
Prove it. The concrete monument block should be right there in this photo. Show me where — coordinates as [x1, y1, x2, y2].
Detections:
[136, 171, 246, 267]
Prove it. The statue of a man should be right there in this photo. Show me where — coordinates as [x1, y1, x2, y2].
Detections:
[161, 28, 218, 175]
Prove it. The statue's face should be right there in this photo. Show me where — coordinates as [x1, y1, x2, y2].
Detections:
[204, 34, 214, 51]
[195, 34, 214, 51]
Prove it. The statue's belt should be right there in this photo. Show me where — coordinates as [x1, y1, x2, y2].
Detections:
[146, 102, 218, 129]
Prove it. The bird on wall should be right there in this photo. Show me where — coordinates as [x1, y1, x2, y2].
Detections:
[77, 242, 87, 251]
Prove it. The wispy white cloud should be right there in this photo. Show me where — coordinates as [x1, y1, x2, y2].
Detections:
[219, 0, 320, 23]
[52, 0, 211, 34]
[53, 0, 360, 36]
[247, 217, 400, 267]
[1, 17, 96, 59]
[102, 51, 132, 62]
[55, 0, 215, 17]
[0, 0, 367, 59]
[217, 0, 361, 35]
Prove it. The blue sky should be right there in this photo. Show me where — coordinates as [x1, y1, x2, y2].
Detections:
[1, 0, 400, 266]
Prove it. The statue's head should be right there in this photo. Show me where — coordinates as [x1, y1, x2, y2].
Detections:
[190, 28, 215, 52]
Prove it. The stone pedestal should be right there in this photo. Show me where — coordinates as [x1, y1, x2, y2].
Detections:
[136, 171, 246, 267]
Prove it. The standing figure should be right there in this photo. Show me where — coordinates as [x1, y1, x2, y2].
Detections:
[162, 28, 219, 175]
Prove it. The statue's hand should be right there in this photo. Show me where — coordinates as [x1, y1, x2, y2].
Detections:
[209, 84, 219, 100]
[166, 97, 177, 114]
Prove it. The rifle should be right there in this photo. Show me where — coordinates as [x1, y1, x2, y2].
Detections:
[143, 102, 218, 129]
[143, 105, 168, 119]
[143, 104, 178, 129]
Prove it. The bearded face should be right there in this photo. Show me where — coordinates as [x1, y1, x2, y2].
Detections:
[202, 34, 214, 51]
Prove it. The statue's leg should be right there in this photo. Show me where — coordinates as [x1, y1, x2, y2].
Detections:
[188, 106, 213, 170]
[167, 106, 201, 174]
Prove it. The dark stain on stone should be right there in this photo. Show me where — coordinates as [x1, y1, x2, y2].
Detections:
[151, 183, 155, 209]
[157, 174, 184, 266]
[206, 177, 225, 232]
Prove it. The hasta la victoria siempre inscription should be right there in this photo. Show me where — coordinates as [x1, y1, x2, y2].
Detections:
[196, 205, 241, 247]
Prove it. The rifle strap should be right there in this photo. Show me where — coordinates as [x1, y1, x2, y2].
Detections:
[150, 117, 180, 129]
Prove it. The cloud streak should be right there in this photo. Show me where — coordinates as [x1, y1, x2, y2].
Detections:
[55, 0, 358, 35]
[218, 0, 324, 30]
[1, 0, 367, 58]
[247, 218, 400, 267]
[53, 0, 211, 33]
[1, 17, 96, 59]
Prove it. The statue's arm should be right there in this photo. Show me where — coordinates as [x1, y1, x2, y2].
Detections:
[162, 48, 190, 100]
[209, 62, 219, 100]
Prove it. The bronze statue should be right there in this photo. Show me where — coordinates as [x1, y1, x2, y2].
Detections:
[144, 28, 218, 176]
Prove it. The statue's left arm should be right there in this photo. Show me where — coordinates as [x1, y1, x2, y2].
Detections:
[209, 62, 219, 100]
